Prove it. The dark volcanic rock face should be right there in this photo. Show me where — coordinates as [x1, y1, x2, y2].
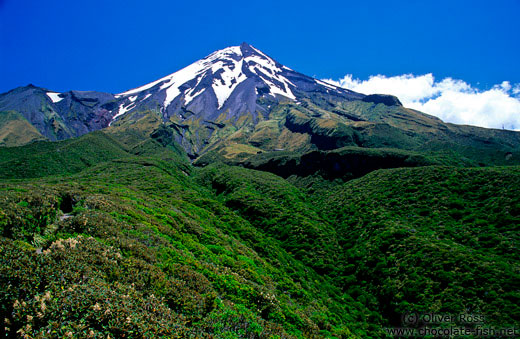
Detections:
[0, 85, 117, 141]
[362, 94, 402, 106]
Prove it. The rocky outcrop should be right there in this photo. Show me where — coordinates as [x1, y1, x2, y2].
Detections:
[362, 94, 402, 106]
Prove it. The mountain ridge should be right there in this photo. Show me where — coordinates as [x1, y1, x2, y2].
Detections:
[1, 43, 519, 167]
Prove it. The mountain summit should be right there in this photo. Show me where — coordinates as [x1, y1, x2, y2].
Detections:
[111, 42, 363, 125]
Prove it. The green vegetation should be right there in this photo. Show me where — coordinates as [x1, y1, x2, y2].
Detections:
[0, 111, 45, 147]
[0, 139, 358, 338]
[320, 166, 520, 328]
[167, 96, 520, 170]
[0, 129, 519, 338]
[0, 132, 129, 179]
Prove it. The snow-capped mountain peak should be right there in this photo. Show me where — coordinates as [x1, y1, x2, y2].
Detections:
[112, 42, 361, 125]
[118, 43, 295, 107]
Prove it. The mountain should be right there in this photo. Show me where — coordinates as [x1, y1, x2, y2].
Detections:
[2, 43, 519, 168]
[114, 42, 363, 122]
[0, 42, 361, 149]
[106, 42, 372, 157]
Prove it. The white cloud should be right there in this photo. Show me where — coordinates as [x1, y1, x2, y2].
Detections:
[512, 84, 520, 96]
[323, 74, 520, 130]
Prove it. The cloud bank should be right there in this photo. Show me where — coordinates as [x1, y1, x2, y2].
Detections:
[323, 74, 520, 130]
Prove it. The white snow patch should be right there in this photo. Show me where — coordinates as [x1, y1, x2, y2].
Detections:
[244, 53, 296, 100]
[263, 78, 296, 100]
[315, 79, 338, 90]
[109, 103, 135, 126]
[185, 88, 205, 105]
[207, 46, 243, 60]
[161, 60, 209, 108]
[246, 55, 279, 75]
[119, 46, 247, 110]
[212, 59, 246, 108]
[250, 46, 269, 59]
[46, 92, 64, 103]
[184, 76, 205, 105]
[121, 77, 166, 96]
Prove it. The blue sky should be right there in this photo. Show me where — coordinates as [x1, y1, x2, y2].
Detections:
[1, 0, 519, 94]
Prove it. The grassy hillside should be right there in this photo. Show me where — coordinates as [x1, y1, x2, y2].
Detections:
[0, 130, 519, 338]
[0, 131, 130, 179]
[195, 164, 342, 275]
[0, 144, 365, 338]
[0, 111, 46, 147]
[320, 166, 520, 328]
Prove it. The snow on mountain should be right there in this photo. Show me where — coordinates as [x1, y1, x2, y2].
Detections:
[46, 92, 64, 103]
[118, 44, 295, 108]
[111, 42, 363, 125]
